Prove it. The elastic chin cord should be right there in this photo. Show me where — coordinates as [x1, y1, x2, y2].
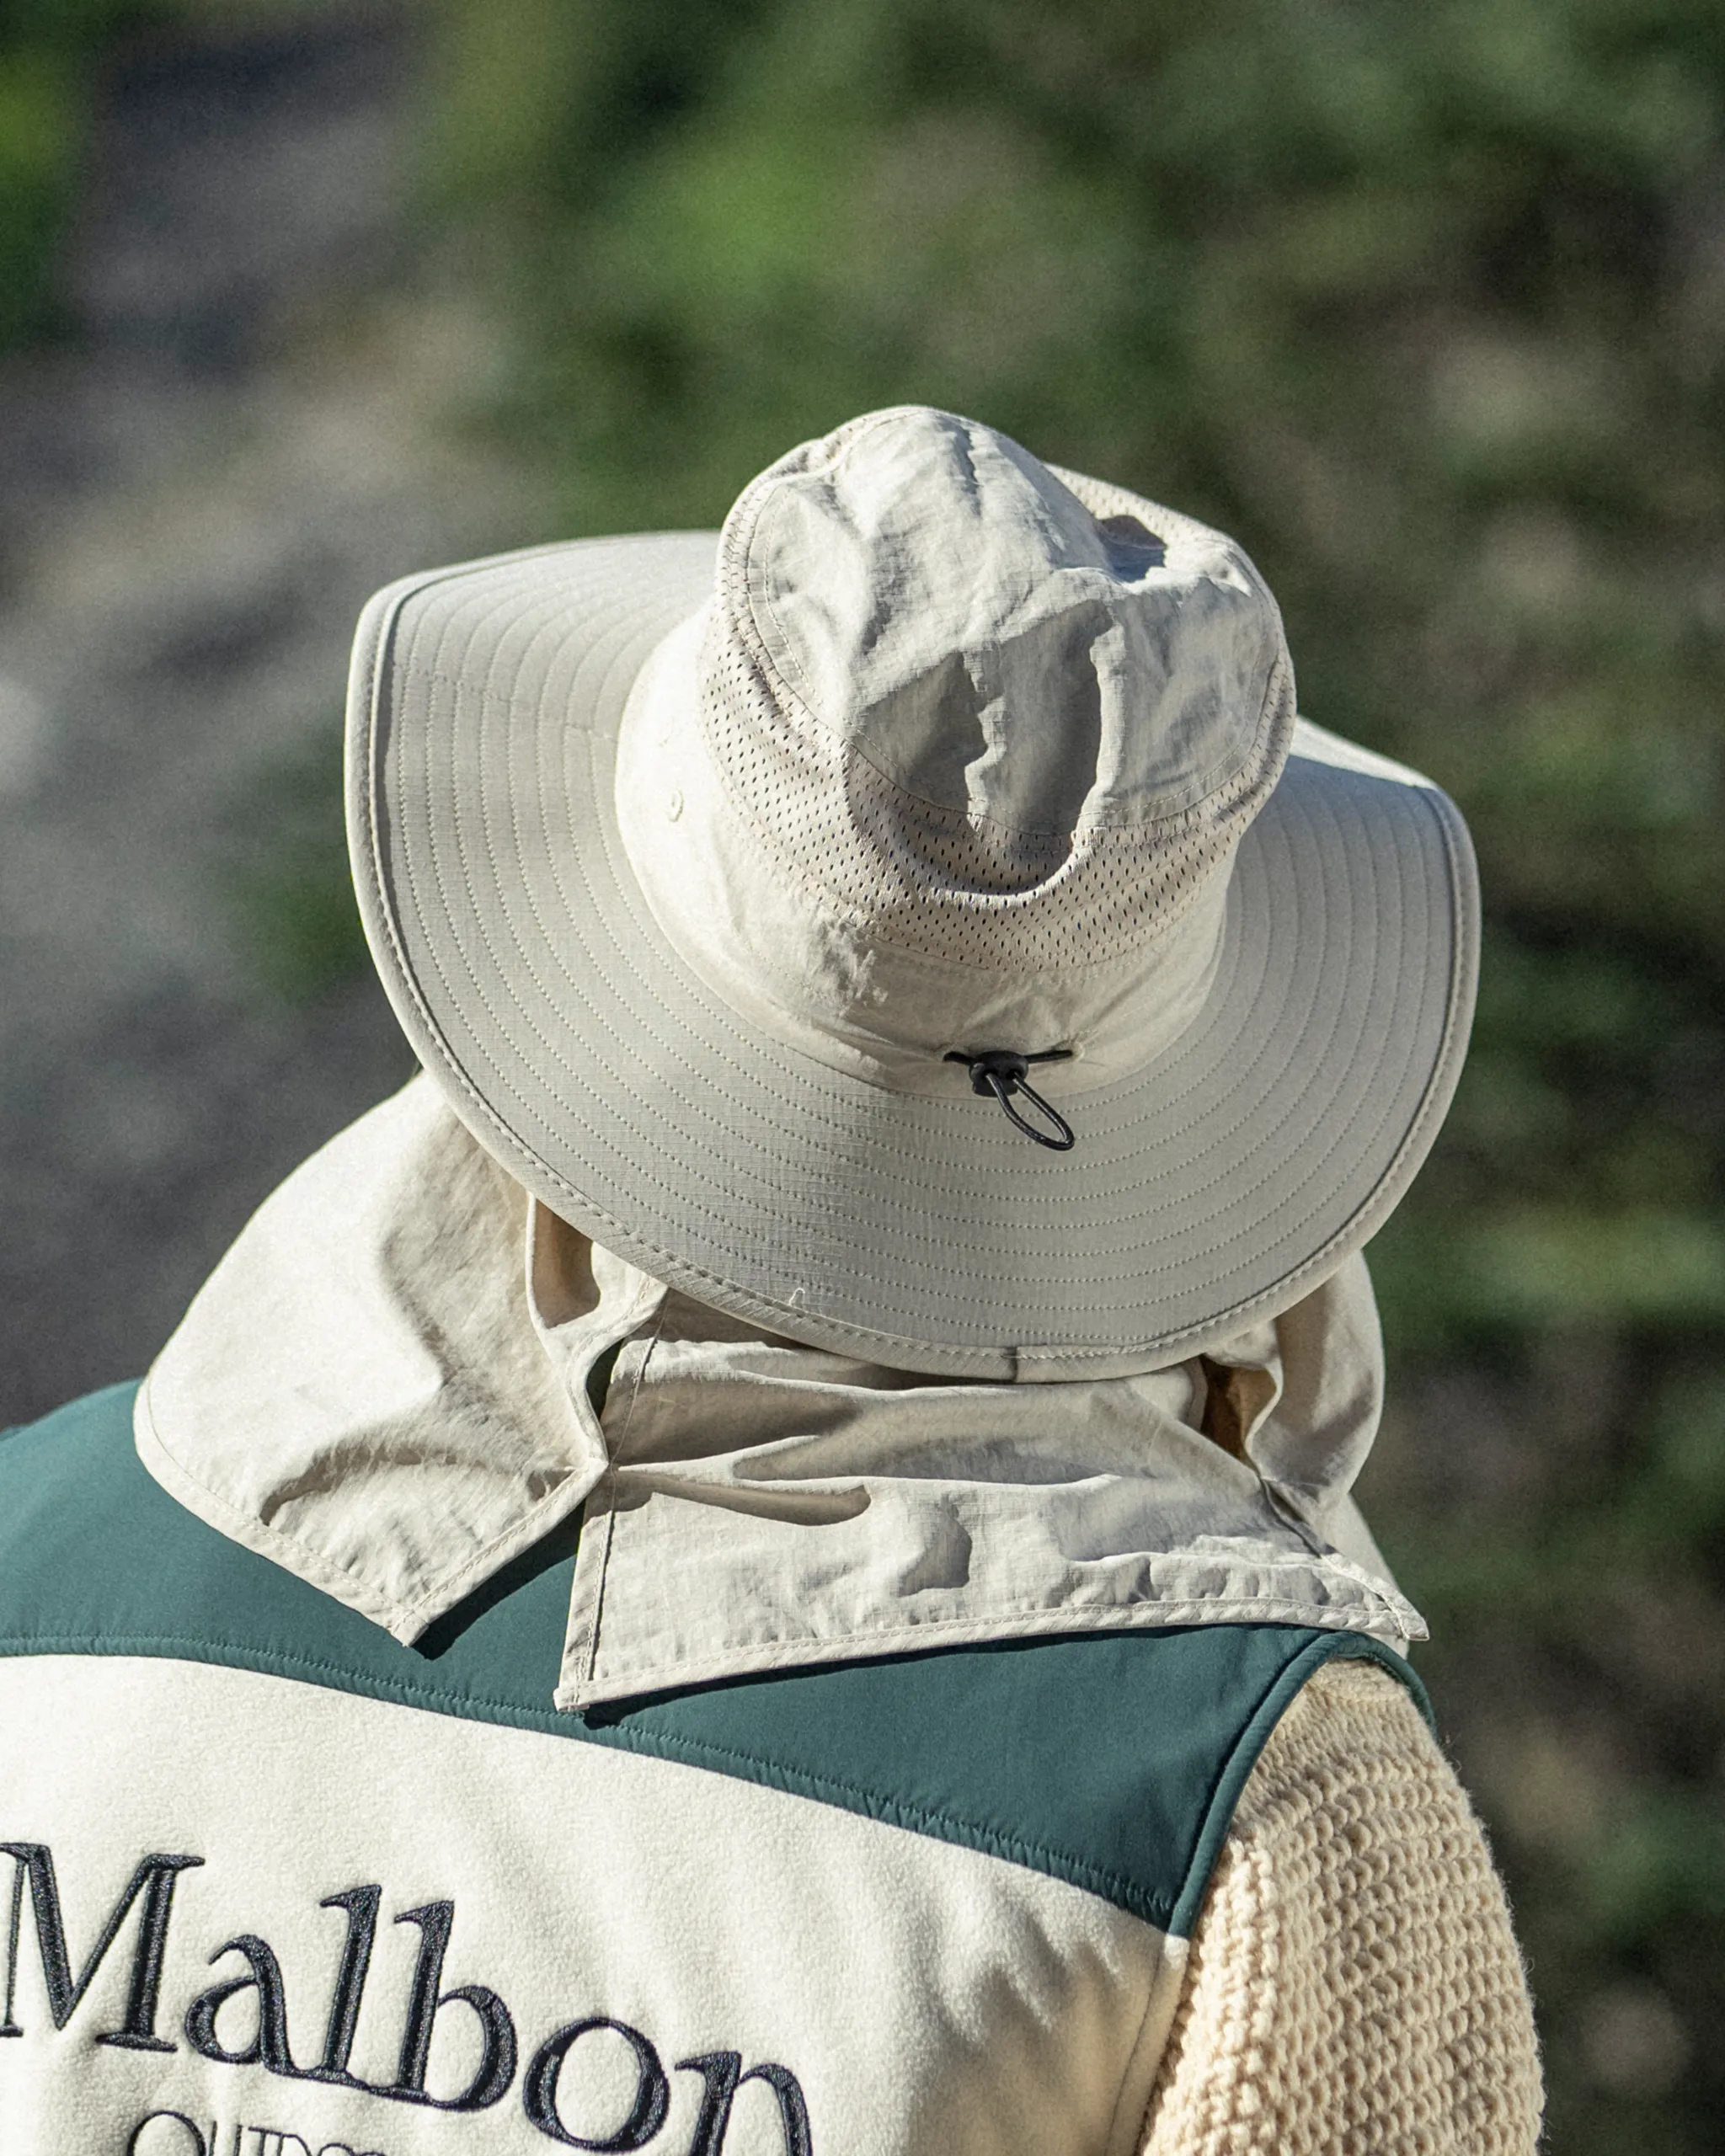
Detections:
[944, 1049, 1076, 1150]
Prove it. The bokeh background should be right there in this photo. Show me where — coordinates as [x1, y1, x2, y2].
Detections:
[2, 1, 1722, 2144]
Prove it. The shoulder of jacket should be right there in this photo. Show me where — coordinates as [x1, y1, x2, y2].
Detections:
[1140, 1656, 1544, 2155]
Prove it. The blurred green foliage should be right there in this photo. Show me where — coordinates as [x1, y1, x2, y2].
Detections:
[223, 722, 371, 1005]
[0, 0, 137, 345]
[0, 0, 329, 346]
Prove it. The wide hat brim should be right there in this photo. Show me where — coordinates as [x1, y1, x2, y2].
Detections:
[347, 530, 1477, 1381]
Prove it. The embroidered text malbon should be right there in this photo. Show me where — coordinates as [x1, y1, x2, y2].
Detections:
[0, 1844, 811, 2151]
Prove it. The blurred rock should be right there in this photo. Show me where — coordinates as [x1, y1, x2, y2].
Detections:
[72, 8, 411, 376]
[0, 4, 538, 1425]
[1580, 1983, 1690, 2098]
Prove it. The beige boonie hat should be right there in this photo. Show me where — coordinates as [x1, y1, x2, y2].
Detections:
[347, 407, 1477, 1380]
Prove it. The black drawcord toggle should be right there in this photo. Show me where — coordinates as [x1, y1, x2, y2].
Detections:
[944, 1048, 1076, 1150]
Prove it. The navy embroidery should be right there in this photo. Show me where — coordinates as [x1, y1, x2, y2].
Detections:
[522, 2016, 670, 2148]
[184, 1935, 296, 2073]
[735, 2064, 813, 2156]
[126, 2116, 386, 2156]
[676, 2053, 743, 2156]
[387, 1899, 517, 2111]
[676, 2052, 813, 2156]
[0, 1842, 814, 2148]
[304, 1884, 381, 2086]
[0, 1843, 203, 2052]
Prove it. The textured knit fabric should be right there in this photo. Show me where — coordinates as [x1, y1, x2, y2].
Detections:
[1139, 1658, 1542, 2154]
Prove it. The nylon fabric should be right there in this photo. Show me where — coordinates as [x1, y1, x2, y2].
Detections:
[134, 1079, 1423, 1702]
[614, 411, 1295, 1091]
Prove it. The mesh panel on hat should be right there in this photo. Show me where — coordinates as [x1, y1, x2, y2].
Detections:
[697, 562, 1295, 975]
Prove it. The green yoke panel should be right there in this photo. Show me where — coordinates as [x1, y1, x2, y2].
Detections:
[0, 1384, 1429, 1936]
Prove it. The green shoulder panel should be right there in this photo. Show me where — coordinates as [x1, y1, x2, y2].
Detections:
[0, 1383, 1429, 1936]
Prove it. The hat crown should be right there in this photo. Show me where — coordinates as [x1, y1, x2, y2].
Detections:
[617, 408, 1300, 1091]
[742, 407, 1280, 843]
[697, 408, 1295, 987]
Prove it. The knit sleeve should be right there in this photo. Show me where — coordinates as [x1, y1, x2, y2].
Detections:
[1137, 1657, 1542, 2156]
